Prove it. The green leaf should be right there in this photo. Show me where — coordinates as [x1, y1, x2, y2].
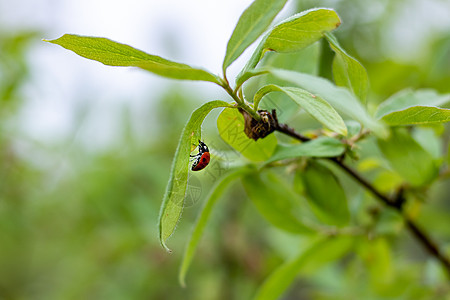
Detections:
[158, 101, 231, 252]
[413, 127, 442, 159]
[301, 161, 350, 226]
[263, 42, 321, 74]
[222, 0, 288, 71]
[217, 107, 277, 161]
[253, 236, 354, 300]
[242, 171, 315, 234]
[377, 128, 439, 187]
[345, 120, 362, 138]
[325, 32, 368, 103]
[45, 34, 221, 84]
[179, 167, 251, 287]
[266, 137, 345, 164]
[375, 88, 450, 119]
[263, 8, 340, 53]
[381, 106, 450, 126]
[237, 8, 341, 82]
[448, 144, 450, 167]
[268, 68, 387, 137]
[373, 171, 404, 193]
[254, 84, 347, 135]
[358, 238, 409, 296]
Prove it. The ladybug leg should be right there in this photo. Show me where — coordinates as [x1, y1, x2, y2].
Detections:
[190, 141, 200, 158]
[190, 154, 200, 162]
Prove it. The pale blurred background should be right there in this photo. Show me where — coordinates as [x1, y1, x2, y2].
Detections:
[1, 0, 448, 150]
[1, 0, 449, 299]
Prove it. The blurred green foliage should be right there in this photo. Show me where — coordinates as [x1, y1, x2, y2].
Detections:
[1, 0, 450, 299]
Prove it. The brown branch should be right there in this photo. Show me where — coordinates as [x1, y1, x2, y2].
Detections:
[406, 219, 450, 273]
[271, 109, 310, 142]
[329, 157, 450, 275]
[269, 113, 450, 278]
[224, 64, 450, 277]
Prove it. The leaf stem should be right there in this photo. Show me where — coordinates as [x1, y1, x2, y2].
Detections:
[274, 118, 450, 278]
[219, 79, 261, 120]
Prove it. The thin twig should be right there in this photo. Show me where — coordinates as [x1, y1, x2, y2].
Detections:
[218, 75, 450, 276]
[274, 120, 450, 278]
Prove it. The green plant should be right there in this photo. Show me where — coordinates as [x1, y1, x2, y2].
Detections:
[46, 0, 450, 298]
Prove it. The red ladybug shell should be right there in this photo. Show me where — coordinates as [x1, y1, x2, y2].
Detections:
[192, 152, 210, 171]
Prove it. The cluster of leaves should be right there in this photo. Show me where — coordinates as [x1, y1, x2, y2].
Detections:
[46, 0, 450, 298]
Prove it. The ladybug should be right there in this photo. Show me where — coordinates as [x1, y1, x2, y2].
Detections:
[190, 140, 210, 171]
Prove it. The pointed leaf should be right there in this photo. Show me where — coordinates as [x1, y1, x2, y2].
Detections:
[381, 106, 450, 126]
[301, 161, 350, 226]
[237, 8, 341, 81]
[269, 69, 387, 137]
[179, 167, 251, 287]
[158, 101, 231, 252]
[223, 0, 288, 71]
[45, 34, 221, 84]
[242, 171, 315, 234]
[254, 84, 347, 135]
[266, 137, 345, 164]
[253, 236, 354, 300]
[264, 8, 340, 53]
[375, 88, 450, 119]
[325, 32, 368, 103]
[217, 107, 277, 161]
[377, 128, 438, 186]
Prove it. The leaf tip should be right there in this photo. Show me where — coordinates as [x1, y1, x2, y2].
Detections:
[329, 9, 342, 29]
[160, 238, 173, 253]
[43, 34, 66, 43]
[179, 273, 187, 288]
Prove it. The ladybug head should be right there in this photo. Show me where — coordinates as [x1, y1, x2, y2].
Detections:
[198, 140, 209, 153]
